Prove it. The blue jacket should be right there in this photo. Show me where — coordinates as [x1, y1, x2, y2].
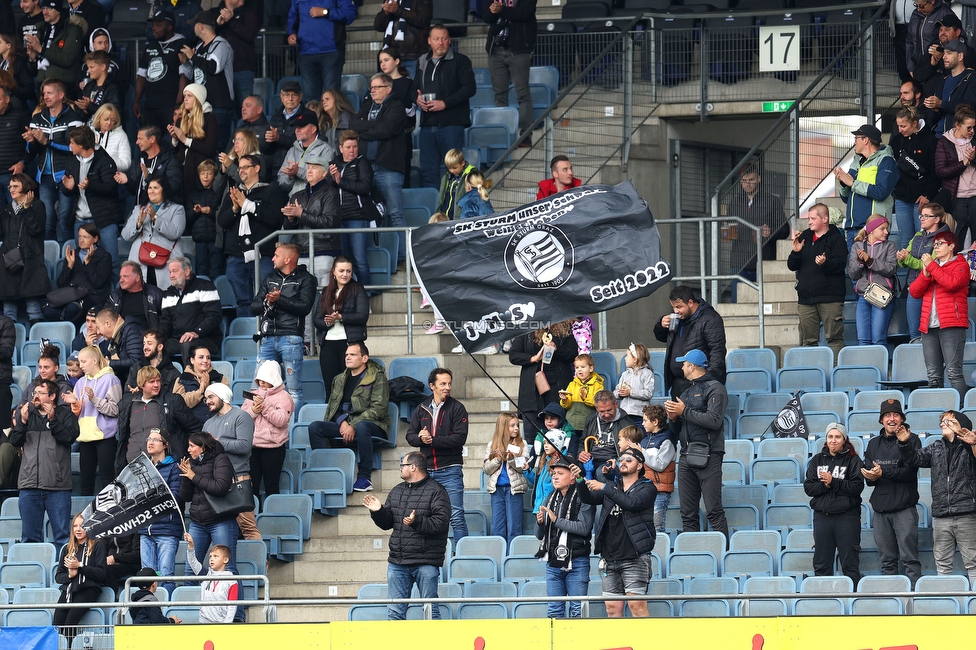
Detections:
[288, 0, 358, 55]
[458, 189, 494, 219]
[839, 144, 900, 230]
[138, 455, 184, 539]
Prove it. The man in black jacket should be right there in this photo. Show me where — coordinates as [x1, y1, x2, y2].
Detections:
[405, 367, 469, 540]
[160, 257, 223, 362]
[352, 73, 408, 264]
[238, 95, 271, 142]
[0, 314, 17, 489]
[862, 399, 922, 586]
[124, 328, 180, 394]
[787, 203, 848, 360]
[653, 285, 727, 399]
[0, 87, 27, 209]
[96, 309, 143, 382]
[898, 409, 976, 584]
[61, 125, 120, 264]
[281, 154, 340, 287]
[924, 39, 976, 135]
[414, 25, 476, 188]
[105, 262, 163, 330]
[115, 365, 200, 473]
[209, 0, 258, 114]
[482, 0, 536, 143]
[251, 242, 315, 414]
[363, 450, 450, 620]
[117, 125, 182, 206]
[577, 447, 656, 618]
[264, 80, 303, 172]
[667, 349, 729, 540]
[218, 153, 285, 317]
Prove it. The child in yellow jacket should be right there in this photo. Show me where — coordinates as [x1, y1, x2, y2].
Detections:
[559, 354, 605, 432]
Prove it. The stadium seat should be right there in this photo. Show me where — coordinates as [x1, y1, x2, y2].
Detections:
[804, 410, 844, 436]
[307, 449, 355, 494]
[722, 458, 746, 485]
[388, 356, 437, 418]
[221, 336, 259, 361]
[725, 368, 773, 398]
[447, 556, 499, 583]
[800, 391, 849, 418]
[889, 344, 926, 383]
[502, 555, 547, 582]
[512, 602, 548, 619]
[590, 351, 618, 390]
[348, 604, 388, 620]
[776, 366, 827, 393]
[3, 608, 54, 626]
[914, 575, 968, 614]
[21, 340, 66, 367]
[739, 576, 795, 616]
[764, 504, 813, 542]
[907, 388, 959, 412]
[726, 348, 777, 376]
[257, 494, 312, 561]
[831, 365, 882, 396]
[29, 322, 75, 347]
[674, 531, 726, 559]
[722, 504, 760, 531]
[457, 602, 507, 619]
[455, 536, 507, 568]
[210, 360, 234, 379]
[667, 552, 719, 580]
[736, 412, 777, 439]
[757, 438, 808, 467]
[402, 188, 440, 216]
[906, 409, 945, 432]
[299, 467, 348, 517]
[851, 575, 909, 615]
[228, 317, 258, 337]
[837, 345, 889, 379]
[722, 550, 774, 581]
[0, 561, 48, 593]
[730, 531, 781, 569]
[846, 410, 882, 435]
[724, 440, 754, 469]
[7, 542, 58, 577]
[770, 483, 807, 505]
[784, 346, 834, 381]
[744, 392, 793, 414]
[750, 457, 802, 485]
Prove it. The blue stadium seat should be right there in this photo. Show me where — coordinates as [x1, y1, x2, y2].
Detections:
[297, 404, 328, 422]
[739, 576, 795, 616]
[590, 351, 618, 390]
[455, 536, 507, 568]
[743, 392, 793, 413]
[458, 602, 507, 619]
[831, 365, 882, 396]
[794, 576, 853, 615]
[726, 368, 773, 398]
[234, 359, 258, 382]
[764, 504, 813, 542]
[674, 531, 726, 558]
[299, 469, 347, 516]
[850, 575, 909, 615]
[210, 360, 234, 379]
[21, 340, 66, 367]
[778, 549, 816, 582]
[447, 556, 499, 583]
[906, 409, 945, 432]
[252, 77, 274, 113]
[678, 598, 732, 617]
[667, 552, 718, 580]
[757, 438, 808, 467]
[341, 74, 368, 103]
[256, 494, 312, 561]
[348, 604, 388, 620]
[3, 608, 54, 626]
[6, 543, 57, 578]
[29, 322, 75, 347]
[914, 575, 968, 614]
[722, 549, 774, 581]
[770, 483, 808, 505]
[837, 345, 889, 379]
[307, 449, 356, 494]
[783, 346, 834, 382]
[800, 391, 849, 417]
[750, 457, 802, 485]
[846, 410, 882, 434]
[726, 348, 777, 376]
[228, 317, 259, 337]
[388, 356, 437, 418]
[736, 412, 777, 439]
[0, 561, 48, 592]
[890, 344, 926, 383]
[231, 379, 253, 404]
[502, 555, 547, 582]
[776, 366, 827, 393]
[722, 458, 746, 485]
[907, 388, 960, 412]
[221, 336, 258, 361]
[402, 188, 440, 215]
[724, 440, 754, 470]
[367, 246, 391, 287]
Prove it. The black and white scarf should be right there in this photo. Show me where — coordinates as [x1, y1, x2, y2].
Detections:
[535, 483, 582, 570]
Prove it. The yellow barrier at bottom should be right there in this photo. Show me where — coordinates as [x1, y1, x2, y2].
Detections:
[115, 616, 967, 650]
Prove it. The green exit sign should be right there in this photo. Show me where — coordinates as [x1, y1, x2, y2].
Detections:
[762, 101, 795, 113]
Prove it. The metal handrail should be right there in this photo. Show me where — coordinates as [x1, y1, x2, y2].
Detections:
[251, 225, 416, 353]
[118, 573, 275, 623]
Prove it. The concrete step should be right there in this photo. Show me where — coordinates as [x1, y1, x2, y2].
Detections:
[466, 375, 520, 398]
[715, 302, 799, 317]
[762, 260, 796, 282]
[734, 281, 799, 304]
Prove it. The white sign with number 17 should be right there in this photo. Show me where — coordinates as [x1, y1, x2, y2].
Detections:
[758, 25, 800, 72]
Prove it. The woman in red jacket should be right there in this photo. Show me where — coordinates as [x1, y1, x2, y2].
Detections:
[909, 231, 970, 399]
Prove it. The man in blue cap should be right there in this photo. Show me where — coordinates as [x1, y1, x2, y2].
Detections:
[665, 348, 729, 540]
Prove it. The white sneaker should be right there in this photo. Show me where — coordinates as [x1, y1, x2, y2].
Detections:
[425, 322, 444, 335]
[476, 344, 499, 355]
[451, 343, 464, 353]
[501, 340, 512, 353]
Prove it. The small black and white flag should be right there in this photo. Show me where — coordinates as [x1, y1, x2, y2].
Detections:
[771, 394, 808, 438]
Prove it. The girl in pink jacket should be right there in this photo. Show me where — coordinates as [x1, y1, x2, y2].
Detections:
[243, 361, 295, 497]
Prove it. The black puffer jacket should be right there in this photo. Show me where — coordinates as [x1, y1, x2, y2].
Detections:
[55, 245, 113, 316]
[481, 0, 537, 55]
[0, 103, 27, 171]
[106, 319, 144, 382]
[283, 179, 341, 256]
[180, 439, 237, 525]
[578, 475, 657, 556]
[675, 372, 728, 456]
[863, 430, 921, 514]
[373, 0, 432, 61]
[314, 280, 369, 344]
[371, 474, 451, 566]
[900, 435, 976, 517]
[0, 200, 51, 300]
[328, 154, 374, 222]
[804, 445, 864, 515]
[104, 284, 163, 331]
[787, 224, 848, 305]
[60, 148, 120, 230]
[653, 300, 727, 394]
[0, 315, 14, 385]
[250, 265, 317, 338]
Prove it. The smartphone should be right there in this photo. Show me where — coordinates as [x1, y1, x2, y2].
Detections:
[242, 390, 257, 401]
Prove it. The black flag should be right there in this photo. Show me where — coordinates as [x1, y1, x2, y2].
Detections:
[410, 181, 672, 353]
[80, 453, 183, 539]
[771, 395, 808, 438]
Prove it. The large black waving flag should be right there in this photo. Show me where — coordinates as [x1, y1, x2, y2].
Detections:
[410, 181, 672, 353]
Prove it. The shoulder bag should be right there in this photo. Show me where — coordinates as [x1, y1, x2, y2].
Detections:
[2, 217, 24, 272]
[203, 476, 254, 518]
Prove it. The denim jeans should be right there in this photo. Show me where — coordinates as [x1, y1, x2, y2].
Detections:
[895, 199, 921, 241]
[140, 533, 180, 594]
[933, 513, 976, 583]
[545, 561, 589, 618]
[921, 326, 968, 399]
[39, 174, 76, 243]
[907, 293, 923, 341]
[4, 298, 42, 322]
[298, 51, 343, 103]
[308, 419, 384, 479]
[74, 220, 118, 267]
[233, 70, 255, 113]
[225, 254, 274, 318]
[341, 219, 371, 288]
[373, 165, 405, 262]
[186, 518, 239, 580]
[387, 562, 440, 620]
[258, 335, 305, 415]
[402, 59, 418, 80]
[419, 125, 465, 188]
[488, 48, 533, 134]
[855, 295, 894, 345]
[490, 487, 523, 543]
[19, 488, 71, 545]
[430, 465, 467, 540]
[653, 491, 672, 532]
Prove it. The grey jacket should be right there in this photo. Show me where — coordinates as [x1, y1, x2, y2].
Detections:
[9, 404, 80, 490]
[847, 238, 898, 295]
[277, 138, 335, 197]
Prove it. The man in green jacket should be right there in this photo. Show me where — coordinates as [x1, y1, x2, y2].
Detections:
[309, 341, 390, 492]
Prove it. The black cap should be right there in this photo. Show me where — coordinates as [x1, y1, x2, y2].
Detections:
[280, 80, 302, 94]
[188, 10, 217, 27]
[151, 9, 175, 24]
[852, 124, 882, 144]
[293, 108, 318, 128]
[878, 398, 906, 424]
[944, 410, 973, 431]
[40, 0, 64, 10]
[937, 13, 963, 30]
[136, 567, 159, 578]
[551, 455, 577, 471]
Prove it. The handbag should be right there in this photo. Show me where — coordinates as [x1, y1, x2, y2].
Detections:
[863, 282, 893, 309]
[46, 286, 88, 308]
[2, 217, 25, 272]
[203, 476, 254, 518]
[138, 241, 174, 268]
[685, 441, 710, 469]
[535, 362, 551, 395]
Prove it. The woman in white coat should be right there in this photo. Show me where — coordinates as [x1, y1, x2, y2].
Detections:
[121, 175, 184, 289]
